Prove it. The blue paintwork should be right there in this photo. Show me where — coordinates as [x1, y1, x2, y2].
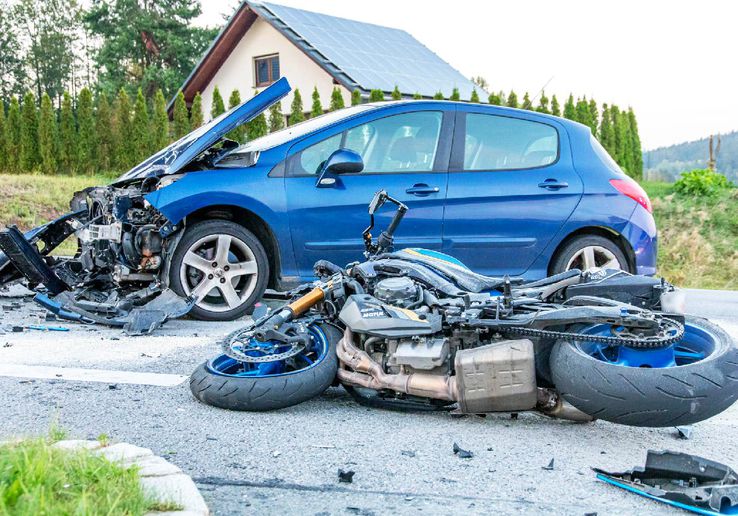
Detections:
[206, 324, 330, 378]
[578, 322, 716, 368]
[144, 85, 657, 286]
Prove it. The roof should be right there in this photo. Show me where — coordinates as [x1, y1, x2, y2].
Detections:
[175, 1, 481, 106]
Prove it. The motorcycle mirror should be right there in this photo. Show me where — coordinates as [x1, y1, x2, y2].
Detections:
[368, 190, 387, 215]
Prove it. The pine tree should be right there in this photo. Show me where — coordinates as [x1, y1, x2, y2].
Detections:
[289, 89, 304, 125]
[450, 88, 460, 101]
[152, 89, 169, 150]
[575, 97, 591, 128]
[616, 110, 633, 174]
[470, 89, 480, 103]
[536, 91, 550, 114]
[131, 88, 150, 162]
[506, 90, 518, 108]
[58, 92, 77, 173]
[95, 93, 113, 171]
[38, 93, 57, 175]
[211, 86, 225, 118]
[433, 91, 444, 100]
[190, 92, 204, 129]
[412, 92, 422, 100]
[268, 102, 284, 132]
[351, 89, 362, 106]
[20, 91, 39, 172]
[627, 108, 643, 179]
[311, 87, 323, 117]
[521, 92, 533, 110]
[498, 90, 507, 105]
[329, 87, 345, 111]
[588, 98, 599, 138]
[599, 104, 614, 154]
[246, 90, 268, 140]
[551, 95, 561, 117]
[563, 94, 576, 120]
[173, 91, 190, 139]
[391, 85, 402, 101]
[610, 105, 622, 163]
[115, 88, 134, 170]
[488, 92, 501, 105]
[369, 89, 384, 102]
[225, 89, 243, 142]
[6, 97, 21, 173]
[0, 102, 6, 172]
[77, 88, 95, 174]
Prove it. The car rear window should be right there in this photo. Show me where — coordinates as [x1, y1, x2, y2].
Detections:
[463, 114, 558, 171]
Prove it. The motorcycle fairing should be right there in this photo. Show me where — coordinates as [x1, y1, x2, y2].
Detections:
[595, 450, 738, 515]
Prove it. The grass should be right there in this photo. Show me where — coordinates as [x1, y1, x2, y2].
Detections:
[0, 431, 179, 516]
[0, 173, 735, 290]
[642, 181, 738, 290]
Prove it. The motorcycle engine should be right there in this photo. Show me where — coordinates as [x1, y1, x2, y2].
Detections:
[373, 277, 419, 307]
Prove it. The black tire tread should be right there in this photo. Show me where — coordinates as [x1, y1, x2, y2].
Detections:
[550, 234, 630, 274]
[550, 316, 738, 426]
[190, 324, 340, 411]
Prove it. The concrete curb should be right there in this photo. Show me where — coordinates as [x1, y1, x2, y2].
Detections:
[51, 440, 209, 516]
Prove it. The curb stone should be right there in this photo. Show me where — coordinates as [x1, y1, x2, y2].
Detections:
[52, 440, 210, 515]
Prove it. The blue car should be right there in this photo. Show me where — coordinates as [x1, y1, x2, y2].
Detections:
[0, 78, 656, 321]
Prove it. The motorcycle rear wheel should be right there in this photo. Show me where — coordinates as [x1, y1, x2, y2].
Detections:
[550, 316, 738, 427]
[190, 323, 340, 411]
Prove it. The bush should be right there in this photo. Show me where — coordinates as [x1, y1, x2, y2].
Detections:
[674, 168, 733, 196]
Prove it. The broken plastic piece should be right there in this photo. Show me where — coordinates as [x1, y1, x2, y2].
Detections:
[676, 425, 693, 440]
[338, 469, 355, 483]
[453, 442, 473, 459]
[543, 458, 555, 471]
[595, 450, 738, 514]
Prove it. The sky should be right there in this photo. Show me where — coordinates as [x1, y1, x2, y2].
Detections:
[196, 0, 738, 150]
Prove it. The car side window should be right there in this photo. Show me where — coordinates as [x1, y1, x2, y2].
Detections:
[291, 111, 443, 175]
[463, 113, 558, 171]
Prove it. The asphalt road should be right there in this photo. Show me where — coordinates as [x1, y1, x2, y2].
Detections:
[0, 287, 737, 515]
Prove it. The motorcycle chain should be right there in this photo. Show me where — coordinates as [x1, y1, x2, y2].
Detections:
[497, 318, 684, 349]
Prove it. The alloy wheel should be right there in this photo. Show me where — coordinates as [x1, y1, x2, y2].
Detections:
[565, 245, 623, 271]
[179, 234, 259, 313]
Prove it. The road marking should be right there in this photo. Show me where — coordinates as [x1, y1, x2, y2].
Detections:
[0, 364, 188, 387]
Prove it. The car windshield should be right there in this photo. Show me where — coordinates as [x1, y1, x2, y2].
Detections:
[230, 105, 376, 153]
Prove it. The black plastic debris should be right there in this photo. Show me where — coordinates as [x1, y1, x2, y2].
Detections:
[11, 326, 23, 333]
[108, 384, 118, 390]
[401, 450, 416, 458]
[338, 469, 355, 483]
[453, 442, 473, 459]
[676, 426, 693, 440]
[595, 450, 738, 514]
[542, 458, 555, 471]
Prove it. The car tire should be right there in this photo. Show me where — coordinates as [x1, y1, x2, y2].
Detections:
[549, 316, 738, 427]
[550, 234, 630, 274]
[169, 220, 269, 321]
[190, 323, 340, 411]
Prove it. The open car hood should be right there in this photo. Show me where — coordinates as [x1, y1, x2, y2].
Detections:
[115, 77, 291, 184]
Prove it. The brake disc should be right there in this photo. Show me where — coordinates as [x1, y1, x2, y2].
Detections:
[220, 327, 305, 363]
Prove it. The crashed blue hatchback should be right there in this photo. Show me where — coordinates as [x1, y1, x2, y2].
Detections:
[0, 76, 658, 329]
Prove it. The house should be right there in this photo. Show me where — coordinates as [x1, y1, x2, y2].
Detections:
[174, 0, 481, 121]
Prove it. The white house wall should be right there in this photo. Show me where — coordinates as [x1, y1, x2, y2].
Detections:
[199, 18, 351, 121]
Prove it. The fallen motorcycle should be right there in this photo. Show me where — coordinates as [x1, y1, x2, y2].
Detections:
[190, 191, 738, 427]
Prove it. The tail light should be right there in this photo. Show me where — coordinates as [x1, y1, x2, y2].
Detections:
[609, 178, 652, 213]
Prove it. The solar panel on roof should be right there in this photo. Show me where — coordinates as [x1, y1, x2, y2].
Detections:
[258, 1, 479, 99]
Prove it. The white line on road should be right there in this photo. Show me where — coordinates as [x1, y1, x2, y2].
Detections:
[0, 364, 188, 387]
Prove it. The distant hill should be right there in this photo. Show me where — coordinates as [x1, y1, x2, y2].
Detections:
[643, 131, 738, 182]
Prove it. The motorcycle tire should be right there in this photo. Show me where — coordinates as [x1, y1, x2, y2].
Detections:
[550, 316, 738, 427]
[190, 323, 341, 411]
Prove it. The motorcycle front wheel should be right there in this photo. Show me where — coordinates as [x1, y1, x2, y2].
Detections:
[550, 316, 738, 427]
[190, 323, 341, 411]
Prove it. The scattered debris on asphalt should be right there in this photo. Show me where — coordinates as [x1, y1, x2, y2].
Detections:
[401, 450, 416, 458]
[108, 384, 118, 390]
[338, 469, 355, 483]
[453, 442, 474, 459]
[272, 451, 281, 458]
[595, 450, 738, 514]
[542, 458, 555, 471]
[675, 426, 693, 440]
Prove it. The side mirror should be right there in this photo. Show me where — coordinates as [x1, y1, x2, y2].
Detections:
[316, 149, 363, 188]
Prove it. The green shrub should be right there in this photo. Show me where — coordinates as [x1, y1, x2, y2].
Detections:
[674, 168, 733, 196]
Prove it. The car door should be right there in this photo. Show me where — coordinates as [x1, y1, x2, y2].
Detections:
[443, 107, 583, 277]
[285, 106, 453, 279]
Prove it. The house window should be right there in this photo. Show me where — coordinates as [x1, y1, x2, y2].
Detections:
[255, 54, 280, 87]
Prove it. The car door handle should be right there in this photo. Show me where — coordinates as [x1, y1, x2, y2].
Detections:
[406, 184, 440, 196]
[538, 179, 569, 190]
